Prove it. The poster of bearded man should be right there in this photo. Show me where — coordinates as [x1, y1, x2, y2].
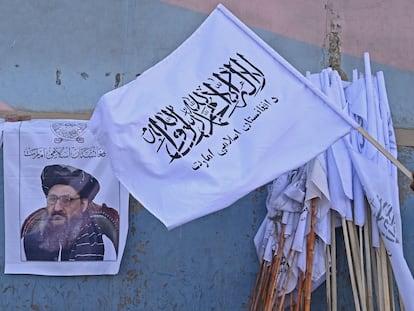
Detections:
[3, 119, 129, 276]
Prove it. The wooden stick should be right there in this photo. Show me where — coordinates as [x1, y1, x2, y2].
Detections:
[386, 256, 396, 311]
[359, 225, 368, 311]
[398, 285, 406, 311]
[380, 241, 391, 311]
[375, 248, 385, 311]
[371, 246, 380, 311]
[356, 127, 412, 179]
[331, 213, 337, 311]
[342, 217, 361, 311]
[248, 257, 268, 311]
[326, 243, 332, 311]
[347, 220, 367, 311]
[295, 271, 304, 311]
[303, 198, 318, 311]
[0, 109, 93, 120]
[273, 236, 295, 309]
[264, 223, 287, 311]
[277, 251, 298, 311]
[290, 291, 295, 311]
[363, 206, 374, 311]
[2, 110, 412, 181]
[273, 215, 305, 310]
[367, 208, 383, 311]
[257, 259, 273, 310]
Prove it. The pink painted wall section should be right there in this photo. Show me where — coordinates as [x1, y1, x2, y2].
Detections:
[163, 0, 414, 72]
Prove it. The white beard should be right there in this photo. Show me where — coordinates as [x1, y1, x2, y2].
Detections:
[38, 212, 87, 252]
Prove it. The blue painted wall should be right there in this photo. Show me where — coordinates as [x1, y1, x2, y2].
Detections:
[0, 1, 413, 310]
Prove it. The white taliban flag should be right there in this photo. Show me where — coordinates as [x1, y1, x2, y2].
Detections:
[89, 4, 359, 229]
[347, 146, 414, 310]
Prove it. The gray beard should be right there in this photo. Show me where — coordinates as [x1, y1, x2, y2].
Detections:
[38, 212, 87, 252]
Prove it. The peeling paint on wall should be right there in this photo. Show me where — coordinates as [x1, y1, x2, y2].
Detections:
[324, 2, 348, 80]
[55, 69, 61, 85]
[163, 0, 414, 72]
[115, 73, 121, 88]
[80, 72, 89, 80]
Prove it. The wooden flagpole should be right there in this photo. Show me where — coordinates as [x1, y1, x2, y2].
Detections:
[363, 206, 374, 311]
[303, 198, 318, 311]
[248, 257, 268, 311]
[273, 236, 295, 308]
[295, 271, 304, 311]
[371, 246, 381, 311]
[347, 220, 367, 311]
[277, 251, 298, 311]
[264, 223, 287, 311]
[386, 255, 396, 311]
[358, 226, 367, 310]
[0, 108, 412, 180]
[1, 110, 412, 181]
[0, 109, 92, 120]
[275, 212, 308, 311]
[330, 212, 337, 311]
[290, 290, 295, 311]
[255, 260, 273, 310]
[356, 127, 412, 179]
[380, 241, 391, 311]
[325, 243, 332, 311]
[342, 217, 361, 311]
[376, 247, 385, 311]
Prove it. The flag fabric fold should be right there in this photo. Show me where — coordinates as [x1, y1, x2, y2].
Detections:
[89, 4, 358, 229]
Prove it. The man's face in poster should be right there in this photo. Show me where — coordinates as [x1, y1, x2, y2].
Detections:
[46, 184, 88, 227]
[40, 183, 91, 252]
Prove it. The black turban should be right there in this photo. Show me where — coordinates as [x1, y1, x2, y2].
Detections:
[41, 165, 100, 201]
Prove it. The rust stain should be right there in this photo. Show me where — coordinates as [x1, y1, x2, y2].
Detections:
[125, 269, 138, 282]
[134, 240, 148, 254]
[252, 186, 266, 204]
[118, 296, 132, 310]
[134, 289, 142, 305]
[131, 254, 140, 263]
[130, 241, 146, 262]
[129, 196, 144, 213]
[117, 294, 141, 310]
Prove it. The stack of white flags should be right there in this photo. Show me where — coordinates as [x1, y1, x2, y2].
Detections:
[87, 3, 413, 308]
